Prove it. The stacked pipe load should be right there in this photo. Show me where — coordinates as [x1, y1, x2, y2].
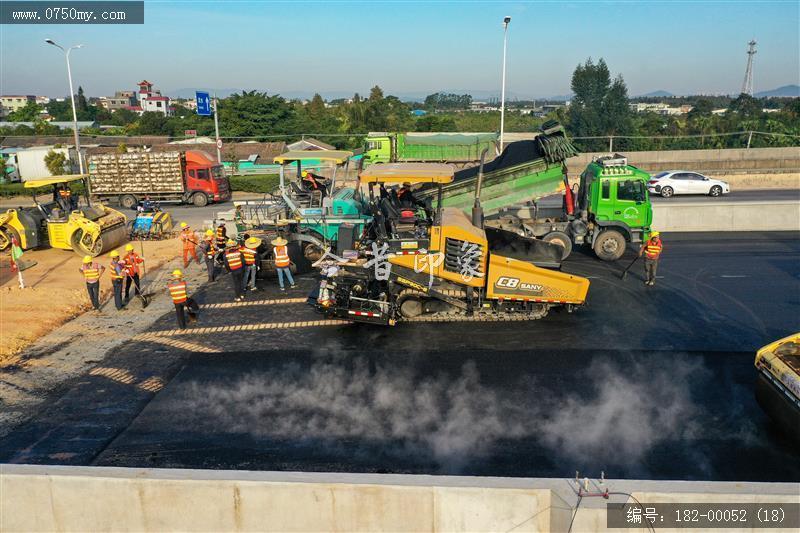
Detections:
[89, 152, 185, 194]
[535, 120, 579, 164]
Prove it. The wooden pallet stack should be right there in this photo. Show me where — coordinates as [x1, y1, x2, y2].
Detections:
[89, 152, 185, 193]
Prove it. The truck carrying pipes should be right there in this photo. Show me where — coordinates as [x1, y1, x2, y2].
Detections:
[0, 174, 127, 256]
[313, 163, 589, 325]
[88, 150, 231, 209]
[363, 132, 499, 167]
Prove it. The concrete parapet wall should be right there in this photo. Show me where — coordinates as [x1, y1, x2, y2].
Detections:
[653, 200, 800, 232]
[2, 465, 798, 533]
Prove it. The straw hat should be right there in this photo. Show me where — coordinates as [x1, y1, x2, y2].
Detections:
[245, 237, 262, 248]
[271, 236, 288, 247]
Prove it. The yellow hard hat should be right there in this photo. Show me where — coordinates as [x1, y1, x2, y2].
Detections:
[227, 239, 237, 247]
[125, 244, 134, 252]
[172, 269, 183, 278]
[301, 170, 308, 177]
[205, 229, 214, 237]
[83, 255, 93, 263]
[651, 231, 660, 238]
[110, 250, 120, 258]
[180, 222, 188, 228]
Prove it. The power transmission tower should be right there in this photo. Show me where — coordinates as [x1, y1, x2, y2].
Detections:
[741, 39, 757, 95]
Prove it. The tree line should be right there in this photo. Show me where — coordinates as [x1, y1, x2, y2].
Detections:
[2, 63, 798, 152]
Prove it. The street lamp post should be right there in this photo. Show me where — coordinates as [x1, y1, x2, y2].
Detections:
[499, 16, 511, 152]
[45, 39, 84, 174]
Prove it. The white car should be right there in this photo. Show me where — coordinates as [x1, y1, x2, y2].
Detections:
[647, 171, 730, 198]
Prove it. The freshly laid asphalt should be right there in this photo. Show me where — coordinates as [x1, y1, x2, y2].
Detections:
[1, 231, 798, 482]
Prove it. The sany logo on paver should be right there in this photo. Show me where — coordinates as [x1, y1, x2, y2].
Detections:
[495, 277, 543, 292]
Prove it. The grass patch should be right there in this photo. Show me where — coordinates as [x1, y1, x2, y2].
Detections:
[229, 173, 280, 194]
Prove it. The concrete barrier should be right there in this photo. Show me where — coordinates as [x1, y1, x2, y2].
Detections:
[653, 200, 800, 232]
[2, 465, 798, 532]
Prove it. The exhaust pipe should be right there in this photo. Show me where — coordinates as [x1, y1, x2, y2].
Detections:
[472, 148, 489, 229]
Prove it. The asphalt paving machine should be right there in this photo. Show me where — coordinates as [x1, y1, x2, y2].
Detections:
[0, 175, 127, 256]
[314, 163, 590, 325]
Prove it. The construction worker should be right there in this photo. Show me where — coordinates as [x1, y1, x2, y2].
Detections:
[167, 269, 192, 329]
[272, 236, 296, 291]
[200, 229, 217, 282]
[640, 231, 663, 286]
[122, 243, 144, 301]
[179, 222, 200, 268]
[241, 237, 262, 291]
[301, 170, 328, 198]
[397, 181, 424, 208]
[224, 239, 246, 301]
[79, 255, 105, 311]
[215, 222, 228, 250]
[109, 250, 126, 310]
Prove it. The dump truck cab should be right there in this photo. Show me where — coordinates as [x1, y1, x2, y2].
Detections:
[0, 174, 127, 256]
[363, 135, 393, 165]
[315, 163, 589, 325]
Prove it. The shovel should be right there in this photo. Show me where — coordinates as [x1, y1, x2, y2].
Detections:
[619, 254, 640, 280]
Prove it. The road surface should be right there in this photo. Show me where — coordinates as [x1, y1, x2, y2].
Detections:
[1, 232, 798, 482]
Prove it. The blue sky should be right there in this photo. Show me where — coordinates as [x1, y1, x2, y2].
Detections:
[1, 0, 798, 99]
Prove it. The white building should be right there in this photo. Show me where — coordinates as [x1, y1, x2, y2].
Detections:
[136, 80, 174, 116]
[0, 95, 36, 118]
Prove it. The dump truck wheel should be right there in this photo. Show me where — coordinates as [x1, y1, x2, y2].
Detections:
[192, 193, 208, 207]
[120, 195, 138, 210]
[593, 229, 626, 261]
[542, 231, 572, 260]
[0, 226, 20, 251]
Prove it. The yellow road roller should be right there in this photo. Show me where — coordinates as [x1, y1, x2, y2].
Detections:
[0, 175, 127, 257]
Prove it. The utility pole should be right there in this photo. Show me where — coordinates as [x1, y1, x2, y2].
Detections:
[213, 92, 221, 163]
[499, 16, 511, 152]
[741, 39, 757, 96]
[45, 39, 84, 173]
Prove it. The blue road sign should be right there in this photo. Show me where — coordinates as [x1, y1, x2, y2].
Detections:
[196, 91, 211, 116]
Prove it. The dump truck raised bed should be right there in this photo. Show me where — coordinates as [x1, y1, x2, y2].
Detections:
[363, 132, 499, 167]
[313, 163, 589, 326]
[88, 150, 231, 209]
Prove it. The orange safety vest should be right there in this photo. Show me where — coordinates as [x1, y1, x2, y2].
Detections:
[180, 228, 195, 249]
[59, 189, 71, 198]
[215, 226, 226, 246]
[167, 280, 188, 304]
[644, 238, 663, 260]
[241, 246, 257, 266]
[204, 238, 216, 259]
[81, 263, 100, 283]
[110, 260, 124, 280]
[273, 245, 290, 268]
[225, 249, 243, 270]
[124, 252, 143, 275]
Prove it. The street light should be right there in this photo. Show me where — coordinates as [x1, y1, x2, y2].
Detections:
[45, 39, 85, 174]
[499, 16, 511, 152]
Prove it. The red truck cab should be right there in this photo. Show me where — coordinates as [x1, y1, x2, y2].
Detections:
[185, 150, 231, 206]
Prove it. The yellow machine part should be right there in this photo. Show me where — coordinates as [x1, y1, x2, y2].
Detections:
[755, 333, 800, 400]
[0, 210, 30, 250]
[50, 206, 128, 257]
[388, 207, 589, 305]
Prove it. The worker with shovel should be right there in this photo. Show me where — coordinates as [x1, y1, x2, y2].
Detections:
[180, 222, 200, 268]
[167, 269, 198, 329]
[123, 243, 145, 302]
[640, 231, 663, 286]
[79, 255, 105, 311]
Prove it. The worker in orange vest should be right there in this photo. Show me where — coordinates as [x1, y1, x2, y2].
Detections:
[200, 229, 217, 282]
[109, 250, 126, 310]
[272, 236, 295, 291]
[79, 255, 105, 310]
[167, 269, 198, 329]
[215, 222, 228, 250]
[122, 243, 144, 301]
[223, 239, 246, 301]
[240, 236, 262, 292]
[179, 222, 200, 268]
[639, 231, 663, 286]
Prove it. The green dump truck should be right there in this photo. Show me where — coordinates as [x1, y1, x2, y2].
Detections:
[363, 132, 499, 167]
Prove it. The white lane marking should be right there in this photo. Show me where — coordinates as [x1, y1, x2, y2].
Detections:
[720, 275, 747, 278]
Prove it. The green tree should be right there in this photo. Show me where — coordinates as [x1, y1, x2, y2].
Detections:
[44, 150, 69, 176]
[45, 99, 72, 121]
[6, 101, 42, 121]
[136, 111, 170, 135]
[728, 93, 762, 118]
[217, 90, 295, 138]
[110, 108, 139, 126]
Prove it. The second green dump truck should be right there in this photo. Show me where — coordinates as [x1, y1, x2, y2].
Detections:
[363, 132, 499, 167]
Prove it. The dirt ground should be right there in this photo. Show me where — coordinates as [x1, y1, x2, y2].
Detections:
[0, 238, 185, 362]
